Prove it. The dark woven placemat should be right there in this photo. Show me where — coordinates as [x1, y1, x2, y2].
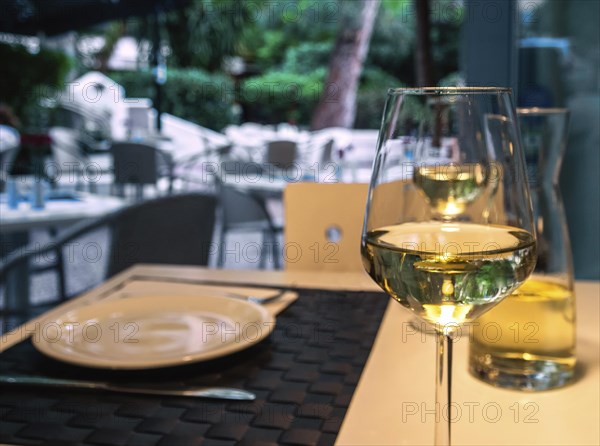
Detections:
[0, 289, 387, 446]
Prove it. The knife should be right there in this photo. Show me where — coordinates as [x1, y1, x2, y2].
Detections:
[0, 376, 255, 401]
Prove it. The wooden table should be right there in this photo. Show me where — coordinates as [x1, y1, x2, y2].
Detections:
[2, 265, 598, 445]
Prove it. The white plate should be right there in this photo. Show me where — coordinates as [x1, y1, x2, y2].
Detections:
[32, 294, 276, 369]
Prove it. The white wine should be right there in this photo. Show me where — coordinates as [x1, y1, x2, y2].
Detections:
[413, 163, 487, 215]
[469, 277, 575, 389]
[362, 222, 536, 327]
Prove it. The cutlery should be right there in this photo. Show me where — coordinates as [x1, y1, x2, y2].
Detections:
[0, 376, 256, 400]
[128, 276, 296, 305]
[112, 289, 288, 305]
[219, 288, 289, 305]
[126, 276, 294, 305]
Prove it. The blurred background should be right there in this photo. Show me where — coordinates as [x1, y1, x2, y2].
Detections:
[0, 0, 598, 279]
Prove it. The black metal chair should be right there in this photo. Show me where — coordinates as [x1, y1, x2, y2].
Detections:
[0, 193, 217, 310]
[111, 142, 174, 200]
[176, 143, 234, 192]
[265, 140, 298, 170]
[217, 182, 282, 269]
[49, 126, 112, 193]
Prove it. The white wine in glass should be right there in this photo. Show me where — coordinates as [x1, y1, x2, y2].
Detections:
[363, 222, 536, 327]
[361, 87, 536, 446]
[413, 163, 488, 216]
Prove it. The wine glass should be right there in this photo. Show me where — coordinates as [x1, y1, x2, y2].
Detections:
[361, 87, 536, 445]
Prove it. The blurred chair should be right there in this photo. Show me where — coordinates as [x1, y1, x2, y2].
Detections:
[49, 126, 113, 192]
[125, 101, 152, 139]
[265, 140, 298, 170]
[284, 183, 369, 272]
[176, 143, 234, 192]
[319, 139, 335, 165]
[217, 182, 282, 269]
[0, 193, 217, 310]
[111, 141, 174, 201]
[295, 135, 335, 178]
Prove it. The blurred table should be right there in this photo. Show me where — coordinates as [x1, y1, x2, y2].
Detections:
[0, 192, 125, 235]
[224, 124, 311, 148]
[218, 171, 290, 199]
[1, 265, 598, 445]
[1, 192, 126, 310]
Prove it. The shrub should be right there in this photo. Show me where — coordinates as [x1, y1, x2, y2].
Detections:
[354, 67, 402, 129]
[240, 69, 326, 125]
[282, 42, 334, 74]
[0, 43, 72, 131]
[110, 68, 236, 131]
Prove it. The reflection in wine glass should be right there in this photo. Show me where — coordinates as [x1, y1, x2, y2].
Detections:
[413, 162, 487, 216]
[361, 87, 536, 446]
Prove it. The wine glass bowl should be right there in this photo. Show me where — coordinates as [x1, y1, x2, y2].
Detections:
[361, 87, 536, 445]
[362, 87, 537, 328]
[362, 221, 536, 328]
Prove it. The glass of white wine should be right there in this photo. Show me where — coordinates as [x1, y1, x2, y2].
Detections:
[361, 87, 537, 445]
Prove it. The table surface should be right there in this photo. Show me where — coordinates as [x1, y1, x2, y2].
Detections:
[2, 265, 598, 446]
[0, 192, 126, 234]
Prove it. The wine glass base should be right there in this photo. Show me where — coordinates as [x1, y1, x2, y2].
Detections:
[468, 354, 575, 391]
[408, 317, 437, 335]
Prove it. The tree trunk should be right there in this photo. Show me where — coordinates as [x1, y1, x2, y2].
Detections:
[311, 0, 381, 130]
[415, 0, 433, 86]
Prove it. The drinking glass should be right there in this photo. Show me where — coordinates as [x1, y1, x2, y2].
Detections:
[361, 87, 537, 445]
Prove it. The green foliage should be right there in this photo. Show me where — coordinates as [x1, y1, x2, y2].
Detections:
[126, 0, 253, 71]
[0, 43, 72, 130]
[430, 22, 460, 83]
[240, 69, 326, 125]
[366, 0, 462, 87]
[115, 0, 462, 129]
[161, 0, 241, 71]
[110, 68, 235, 131]
[354, 68, 402, 129]
[360, 67, 402, 90]
[282, 42, 334, 74]
[380, 0, 412, 13]
[236, 1, 338, 71]
[255, 31, 287, 62]
[438, 71, 464, 87]
[367, 9, 416, 85]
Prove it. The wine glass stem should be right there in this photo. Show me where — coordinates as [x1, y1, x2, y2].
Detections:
[435, 332, 453, 446]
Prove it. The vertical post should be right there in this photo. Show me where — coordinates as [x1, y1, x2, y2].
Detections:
[415, 0, 433, 86]
[462, 0, 518, 93]
[153, 9, 163, 132]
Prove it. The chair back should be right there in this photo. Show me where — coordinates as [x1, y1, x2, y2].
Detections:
[0, 193, 217, 308]
[107, 193, 217, 276]
[284, 182, 369, 272]
[320, 139, 335, 165]
[219, 183, 273, 228]
[126, 104, 151, 137]
[111, 142, 161, 186]
[266, 140, 297, 170]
